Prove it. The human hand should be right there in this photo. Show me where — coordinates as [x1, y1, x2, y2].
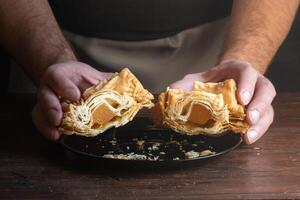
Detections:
[32, 61, 113, 141]
[169, 60, 276, 144]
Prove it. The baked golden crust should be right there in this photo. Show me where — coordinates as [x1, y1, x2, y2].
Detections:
[153, 79, 249, 135]
[59, 68, 154, 136]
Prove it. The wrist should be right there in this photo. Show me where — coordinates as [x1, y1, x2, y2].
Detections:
[54, 47, 77, 64]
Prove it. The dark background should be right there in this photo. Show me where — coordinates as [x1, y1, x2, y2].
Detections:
[265, 10, 300, 92]
[0, 11, 299, 93]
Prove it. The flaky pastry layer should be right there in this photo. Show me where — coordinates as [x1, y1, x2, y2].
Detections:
[59, 68, 154, 136]
[153, 79, 249, 135]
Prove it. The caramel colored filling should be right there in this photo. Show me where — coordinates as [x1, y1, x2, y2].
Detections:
[92, 104, 116, 127]
[106, 99, 119, 108]
[188, 104, 212, 125]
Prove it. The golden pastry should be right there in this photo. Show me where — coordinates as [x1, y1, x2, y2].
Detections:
[153, 79, 249, 135]
[59, 68, 154, 136]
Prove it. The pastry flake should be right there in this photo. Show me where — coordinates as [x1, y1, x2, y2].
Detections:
[153, 79, 249, 135]
[59, 68, 154, 136]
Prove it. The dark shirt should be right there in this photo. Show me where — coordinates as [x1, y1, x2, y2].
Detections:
[49, 0, 232, 41]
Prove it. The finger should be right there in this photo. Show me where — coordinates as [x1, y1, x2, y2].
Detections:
[235, 66, 258, 106]
[211, 61, 258, 105]
[76, 79, 95, 94]
[102, 72, 114, 79]
[79, 62, 113, 81]
[244, 106, 274, 144]
[37, 85, 62, 126]
[78, 62, 114, 84]
[82, 72, 114, 85]
[78, 72, 114, 93]
[246, 76, 276, 125]
[169, 79, 194, 92]
[32, 104, 60, 141]
[45, 70, 81, 101]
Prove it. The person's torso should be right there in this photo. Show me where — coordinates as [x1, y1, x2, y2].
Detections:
[49, 0, 232, 41]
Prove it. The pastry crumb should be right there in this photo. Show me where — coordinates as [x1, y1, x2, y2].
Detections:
[103, 152, 147, 160]
[200, 149, 215, 156]
[136, 140, 145, 146]
[185, 149, 215, 159]
[152, 142, 160, 150]
[185, 151, 200, 159]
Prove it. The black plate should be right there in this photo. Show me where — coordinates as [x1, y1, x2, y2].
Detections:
[60, 118, 242, 170]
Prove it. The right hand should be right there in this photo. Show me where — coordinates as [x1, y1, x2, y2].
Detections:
[32, 61, 113, 141]
[169, 60, 276, 144]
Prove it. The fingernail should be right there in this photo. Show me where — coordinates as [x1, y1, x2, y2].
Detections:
[241, 91, 251, 105]
[65, 88, 79, 100]
[247, 129, 258, 144]
[48, 109, 59, 126]
[249, 110, 260, 124]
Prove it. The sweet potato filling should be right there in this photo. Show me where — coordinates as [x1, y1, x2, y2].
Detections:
[188, 104, 212, 125]
[91, 104, 116, 128]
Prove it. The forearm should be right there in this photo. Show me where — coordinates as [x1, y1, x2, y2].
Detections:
[0, 0, 76, 85]
[220, 0, 299, 73]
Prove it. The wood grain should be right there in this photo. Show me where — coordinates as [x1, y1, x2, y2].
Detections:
[1, 93, 300, 200]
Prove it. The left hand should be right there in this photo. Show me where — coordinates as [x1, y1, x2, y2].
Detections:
[169, 60, 276, 144]
[32, 61, 113, 141]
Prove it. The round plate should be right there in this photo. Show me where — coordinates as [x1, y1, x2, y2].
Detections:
[60, 118, 242, 170]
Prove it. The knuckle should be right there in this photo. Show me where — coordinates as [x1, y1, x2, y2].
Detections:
[231, 61, 255, 75]
[45, 66, 63, 82]
[37, 89, 58, 110]
[263, 106, 275, 125]
[250, 101, 269, 113]
[261, 78, 276, 98]
[240, 78, 255, 90]
[183, 74, 194, 79]
[224, 61, 254, 77]
[247, 99, 270, 111]
[241, 64, 255, 75]
[260, 78, 271, 89]
[239, 63, 249, 71]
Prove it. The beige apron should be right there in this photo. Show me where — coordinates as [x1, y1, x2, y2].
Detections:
[9, 18, 228, 93]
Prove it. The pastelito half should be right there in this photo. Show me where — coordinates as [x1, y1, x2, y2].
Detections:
[59, 68, 154, 137]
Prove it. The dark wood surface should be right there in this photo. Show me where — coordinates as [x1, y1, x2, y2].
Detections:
[1, 93, 300, 200]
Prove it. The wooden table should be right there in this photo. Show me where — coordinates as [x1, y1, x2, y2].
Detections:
[1, 93, 300, 200]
